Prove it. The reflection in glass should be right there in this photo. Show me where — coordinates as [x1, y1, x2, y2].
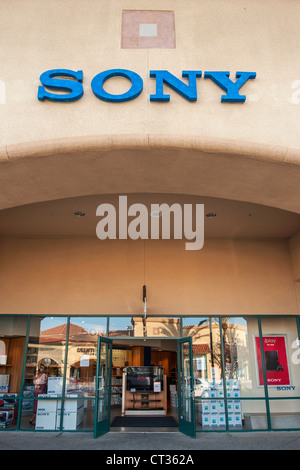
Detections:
[64, 317, 107, 430]
[109, 317, 137, 337]
[261, 317, 299, 398]
[0, 316, 27, 430]
[179, 341, 192, 423]
[183, 317, 222, 393]
[145, 317, 181, 337]
[21, 317, 67, 430]
[108, 317, 181, 338]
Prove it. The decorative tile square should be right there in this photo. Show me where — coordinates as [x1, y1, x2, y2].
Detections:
[122, 10, 175, 49]
[139, 23, 158, 38]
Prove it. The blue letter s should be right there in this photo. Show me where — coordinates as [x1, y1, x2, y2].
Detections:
[38, 69, 83, 102]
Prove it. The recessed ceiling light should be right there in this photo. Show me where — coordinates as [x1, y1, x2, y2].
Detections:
[206, 212, 216, 218]
[74, 211, 85, 217]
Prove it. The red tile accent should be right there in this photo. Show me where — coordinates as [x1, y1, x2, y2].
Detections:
[122, 10, 175, 49]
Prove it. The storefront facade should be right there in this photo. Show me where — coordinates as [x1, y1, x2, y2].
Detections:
[1, 314, 300, 434]
[0, 0, 300, 436]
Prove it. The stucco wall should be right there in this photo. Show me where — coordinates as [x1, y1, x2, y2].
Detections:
[0, 0, 299, 213]
[0, 0, 299, 152]
[0, 237, 297, 315]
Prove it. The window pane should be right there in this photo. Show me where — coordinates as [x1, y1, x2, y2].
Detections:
[234, 399, 268, 431]
[270, 400, 300, 430]
[108, 317, 181, 338]
[144, 317, 181, 337]
[64, 317, 107, 431]
[21, 316, 67, 430]
[108, 317, 137, 337]
[182, 317, 222, 391]
[0, 316, 27, 396]
[261, 317, 300, 398]
[0, 315, 27, 430]
[222, 317, 263, 398]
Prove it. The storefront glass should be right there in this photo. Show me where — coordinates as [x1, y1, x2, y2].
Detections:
[108, 316, 181, 338]
[182, 317, 222, 391]
[260, 317, 300, 397]
[64, 317, 108, 431]
[0, 314, 299, 432]
[269, 400, 300, 429]
[21, 316, 67, 430]
[0, 316, 28, 430]
[108, 317, 138, 337]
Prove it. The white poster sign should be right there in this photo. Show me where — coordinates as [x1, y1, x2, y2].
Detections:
[80, 354, 90, 367]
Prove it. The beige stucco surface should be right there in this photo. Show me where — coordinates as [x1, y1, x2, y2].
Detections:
[0, 0, 299, 318]
[0, 237, 297, 315]
[0, 0, 299, 212]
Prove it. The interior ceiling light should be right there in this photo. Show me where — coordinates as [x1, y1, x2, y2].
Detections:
[206, 212, 216, 218]
[74, 211, 85, 217]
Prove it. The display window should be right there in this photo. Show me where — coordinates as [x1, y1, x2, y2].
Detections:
[0, 316, 28, 430]
[20, 317, 68, 430]
[108, 316, 181, 338]
[63, 317, 107, 431]
[0, 314, 299, 433]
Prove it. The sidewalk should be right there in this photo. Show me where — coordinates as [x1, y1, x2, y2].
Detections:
[1, 431, 300, 450]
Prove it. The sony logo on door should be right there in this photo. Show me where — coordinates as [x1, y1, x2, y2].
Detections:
[37, 68, 256, 103]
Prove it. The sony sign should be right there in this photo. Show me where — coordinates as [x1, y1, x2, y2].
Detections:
[37, 68, 256, 103]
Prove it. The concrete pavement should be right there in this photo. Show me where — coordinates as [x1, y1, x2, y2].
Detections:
[0, 431, 300, 450]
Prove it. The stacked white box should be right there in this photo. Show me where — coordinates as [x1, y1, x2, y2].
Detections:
[198, 400, 210, 414]
[170, 392, 178, 407]
[199, 413, 211, 427]
[56, 407, 84, 430]
[35, 411, 57, 430]
[226, 379, 242, 427]
[198, 380, 242, 427]
[47, 377, 74, 395]
[35, 394, 58, 430]
[170, 385, 178, 407]
[37, 394, 58, 413]
[56, 392, 84, 430]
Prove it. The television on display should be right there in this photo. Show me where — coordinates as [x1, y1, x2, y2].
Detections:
[126, 366, 164, 391]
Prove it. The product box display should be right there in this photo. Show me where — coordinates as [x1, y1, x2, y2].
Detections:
[35, 411, 57, 430]
[199, 413, 211, 427]
[37, 394, 58, 413]
[35, 392, 84, 430]
[47, 377, 75, 395]
[0, 410, 14, 428]
[57, 393, 84, 413]
[198, 379, 243, 427]
[56, 406, 84, 430]
[0, 393, 18, 427]
[170, 390, 178, 407]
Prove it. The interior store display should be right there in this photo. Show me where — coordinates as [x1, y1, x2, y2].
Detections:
[35, 392, 84, 430]
[126, 366, 164, 392]
[124, 367, 167, 416]
[0, 394, 18, 428]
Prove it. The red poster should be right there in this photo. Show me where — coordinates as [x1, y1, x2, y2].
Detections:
[255, 336, 290, 386]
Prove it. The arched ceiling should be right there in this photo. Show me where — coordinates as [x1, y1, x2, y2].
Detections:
[0, 135, 299, 214]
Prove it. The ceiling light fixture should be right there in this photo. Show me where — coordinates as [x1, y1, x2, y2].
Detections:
[206, 212, 216, 218]
[74, 211, 85, 217]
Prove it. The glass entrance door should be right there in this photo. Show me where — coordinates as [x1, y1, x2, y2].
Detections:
[94, 336, 112, 438]
[177, 337, 196, 437]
